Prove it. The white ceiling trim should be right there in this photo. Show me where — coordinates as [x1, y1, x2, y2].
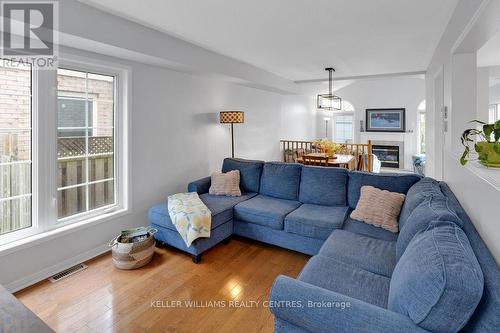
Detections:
[295, 71, 427, 84]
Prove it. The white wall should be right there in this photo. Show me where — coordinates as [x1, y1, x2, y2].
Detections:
[280, 95, 316, 141]
[426, 0, 500, 263]
[335, 77, 424, 141]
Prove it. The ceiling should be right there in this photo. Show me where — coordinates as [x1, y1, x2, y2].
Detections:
[478, 29, 500, 68]
[79, 0, 458, 81]
[477, 29, 500, 88]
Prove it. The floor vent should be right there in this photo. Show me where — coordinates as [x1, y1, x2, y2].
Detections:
[48, 263, 88, 283]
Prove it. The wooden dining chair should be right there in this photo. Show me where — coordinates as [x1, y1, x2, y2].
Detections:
[356, 153, 365, 171]
[302, 155, 329, 167]
[293, 148, 306, 163]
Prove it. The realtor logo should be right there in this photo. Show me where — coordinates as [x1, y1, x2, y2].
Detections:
[1, 1, 58, 68]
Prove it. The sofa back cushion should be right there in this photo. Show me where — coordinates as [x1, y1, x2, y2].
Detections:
[347, 171, 420, 209]
[222, 158, 264, 193]
[399, 177, 442, 229]
[396, 194, 462, 260]
[260, 163, 302, 200]
[389, 222, 484, 333]
[299, 166, 347, 206]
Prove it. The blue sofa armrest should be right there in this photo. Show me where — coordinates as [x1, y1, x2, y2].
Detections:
[187, 176, 211, 194]
[270, 276, 428, 333]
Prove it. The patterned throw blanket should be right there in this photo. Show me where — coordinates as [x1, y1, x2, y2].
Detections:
[167, 193, 212, 247]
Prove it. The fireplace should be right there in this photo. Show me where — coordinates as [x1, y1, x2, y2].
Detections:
[372, 144, 401, 168]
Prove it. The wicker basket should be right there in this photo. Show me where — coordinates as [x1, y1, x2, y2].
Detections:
[109, 228, 157, 270]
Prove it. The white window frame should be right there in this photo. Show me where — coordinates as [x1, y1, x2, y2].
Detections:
[489, 104, 499, 123]
[418, 111, 426, 154]
[333, 113, 355, 143]
[0, 60, 40, 244]
[0, 54, 130, 250]
[417, 100, 426, 154]
[54, 57, 129, 228]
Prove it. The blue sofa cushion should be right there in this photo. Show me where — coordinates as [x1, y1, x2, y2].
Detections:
[149, 192, 257, 231]
[299, 255, 391, 308]
[347, 171, 421, 209]
[259, 163, 302, 200]
[439, 183, 500, 332]
[389, 222, 484, 333]
[234, 194, 301, 230]
[342, 215, 398, 241]
[319, 230, 396, 277]
[298, 166, 348, 206]
[396, 195, 462, 260]
[399, 177, 443, 229]
[222, 158, 264, 193]
[284, 204, 348, 240]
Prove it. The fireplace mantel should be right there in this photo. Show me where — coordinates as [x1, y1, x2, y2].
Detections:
[360, 132, 413, 171]
[372, 141, 405, 169]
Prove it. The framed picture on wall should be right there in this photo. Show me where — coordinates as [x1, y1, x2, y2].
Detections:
[365, 108, 406, 132]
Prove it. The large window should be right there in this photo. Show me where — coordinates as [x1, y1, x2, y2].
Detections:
[0, 57, 127, 247]
[0, 60, 32, 236]
[418, 112, 426, 153]
[333, 101, 354, 143]
[334, 115, 354, 143]
[490, 104, 499, 122]
[418, 100, 426, 154]
[57, 69, 115, 221]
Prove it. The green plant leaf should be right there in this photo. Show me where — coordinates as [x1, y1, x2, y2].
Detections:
[495, 120, 500, 129]
[460, 146, 470, 165]
[483, 124, 494, 140]
[469, 120, 486, 125]
[461, 129, 473, 145]
[495, 128, 500, 142]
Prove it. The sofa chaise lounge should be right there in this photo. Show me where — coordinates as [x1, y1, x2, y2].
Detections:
[148, 158, 500, 332]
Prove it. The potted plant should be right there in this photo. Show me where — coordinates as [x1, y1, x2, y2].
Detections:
[313, 138, 348, 158]
[460, 120, 500, 167]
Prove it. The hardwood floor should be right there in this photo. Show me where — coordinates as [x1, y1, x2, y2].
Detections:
[15, 237, 309, 333]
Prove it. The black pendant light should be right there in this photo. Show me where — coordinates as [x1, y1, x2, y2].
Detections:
[317, 67, 342, 111]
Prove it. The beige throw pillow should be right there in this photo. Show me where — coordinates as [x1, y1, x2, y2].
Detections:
[351, 185, 406, 233]
[209, 170, 241, 197]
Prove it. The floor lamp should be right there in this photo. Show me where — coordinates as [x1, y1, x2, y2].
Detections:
[324, 117, 330, 138]
[220, 111, 244, 158]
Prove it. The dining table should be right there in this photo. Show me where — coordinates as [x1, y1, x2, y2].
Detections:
[297, 153, 355, 169]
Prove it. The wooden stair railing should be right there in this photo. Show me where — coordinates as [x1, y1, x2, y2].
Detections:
[280, 139, 373, 172]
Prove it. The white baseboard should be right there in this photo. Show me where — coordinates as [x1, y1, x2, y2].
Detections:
[5, 244, 111, 293]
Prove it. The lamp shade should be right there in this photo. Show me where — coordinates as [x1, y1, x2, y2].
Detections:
[220, 111, 244, 124]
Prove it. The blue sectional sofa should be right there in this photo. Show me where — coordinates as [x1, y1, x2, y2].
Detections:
[149, 158, 500, 332]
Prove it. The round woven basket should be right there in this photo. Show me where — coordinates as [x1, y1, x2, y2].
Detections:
[109, 228, 157, 270]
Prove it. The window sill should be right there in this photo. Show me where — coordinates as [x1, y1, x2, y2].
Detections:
[449, 150, 500, 190]
[465, 160, 500, 189]
[0, 208, 130, 257]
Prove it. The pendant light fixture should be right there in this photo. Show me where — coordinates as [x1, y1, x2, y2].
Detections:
[317, 67, 342, 111]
